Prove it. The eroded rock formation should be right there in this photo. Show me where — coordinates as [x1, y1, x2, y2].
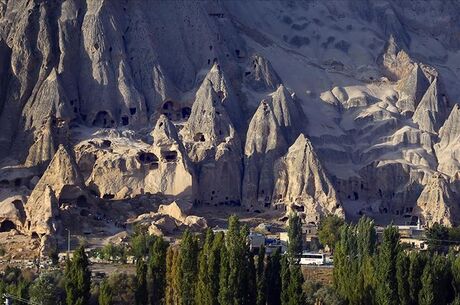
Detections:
[273, 134, 344, 223]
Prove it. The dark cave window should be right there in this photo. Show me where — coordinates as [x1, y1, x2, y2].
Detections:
[182, 107, 191, 119]
[0, 220, 16, 232]
[129, 107, 137, 115]
[122, 116, 129, 126]
[103, 194, 114, 200]
[163, 101, 174, 110]
[161, 151, 178, 162]
[193, 133, 205, 142]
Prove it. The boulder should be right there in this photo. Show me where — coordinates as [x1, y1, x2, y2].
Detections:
[157, 200, 193, 223]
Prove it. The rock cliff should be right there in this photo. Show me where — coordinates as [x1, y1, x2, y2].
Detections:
[1, 0, 460, 240]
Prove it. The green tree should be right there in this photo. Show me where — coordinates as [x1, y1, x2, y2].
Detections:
[196, 229, 214, 305]
[130, 231, 155, 261]
[452, 255, 460, 298]
[280, 255, 290, 305]
[165, 247, 181, 305]
[426, 223, 449, 251]
[288, 264, 304, 305]
[432, 254, 453, 304]
[218, 245, 231, 305]
[318, 215, 345, 251]
[244, 250, 257, 305]
[179, 230, 199, 305]
[375, 225, 400, 305]
[287, 213, 303, 262]
[408, 252, 426, 305]
[65, 246, 91, 305]
[419, 260, 435, 305]
[98, 279, 112, 305]
[135, 260, 148, 305]
[396, 252, 410, 305]
[29, 272, 64, 305]
[209, 232, 224, 305]
[105, 273, 137, 304]
[256, 246, 267, 305]
[148, 237, 168, 305]
[266, 248, 282, 305]
[218, 215, 251, 305]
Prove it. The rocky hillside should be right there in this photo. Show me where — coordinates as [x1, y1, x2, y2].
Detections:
[1, 0, 460, 243]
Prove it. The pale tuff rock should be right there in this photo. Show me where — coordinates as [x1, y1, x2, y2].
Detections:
[396, 64, 430, 114]
[181, 73, 242, 205]
[157, 200, 193, 223]
[25, 145, 86, 236]
[242, 85, 306, 208]
[413, 78, 448, 133]
[436, 104, 460, 176]
[199, 63, 244, 132]
[414, 173, 458, 226]
[272, 134, 343, 223]
[1, 0, 460, 235]
[380, 36, 414, 80]
[269, 85, 306, 142]
[242, 100, 288, 208]
[244, 55, 282, 92]
[25, 115, 69, 168]
[22, 69, 74, 132]
[0, 195, 27, 232]
[156, 200, 207, 229]
[78, 117, 194, 199]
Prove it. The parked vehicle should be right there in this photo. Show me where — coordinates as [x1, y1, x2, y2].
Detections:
[298, 252, 326, 265]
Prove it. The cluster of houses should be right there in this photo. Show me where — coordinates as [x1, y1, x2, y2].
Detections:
[215, 219, 429, 266]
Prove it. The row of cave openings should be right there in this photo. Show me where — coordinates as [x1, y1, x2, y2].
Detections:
[87, 101, 193, 128]
[137, 150, 178, 169]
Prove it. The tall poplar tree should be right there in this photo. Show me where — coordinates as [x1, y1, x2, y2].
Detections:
[209, 232, 224, 305]
[196, 229, 214, 305]
[280, 255, 290, 305]
[408, 252, 425, 305]
[287, 213, 302, 262]
[396, 252, 410, 305]
[375, 225, 400, 305]
[148, 237, 168, 305]
[266, 248, 282, 305]
[135, 259, 148, 305]
[65, 246, 91, 305]
[179, 230, 198, 305]
[256, 246, 267, 305]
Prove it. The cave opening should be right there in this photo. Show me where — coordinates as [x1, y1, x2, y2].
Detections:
[193, 133, 206, 142]
[162, 101, 174, 110]
[0, 220, 16, 232]
[182, 107, 191, 119]
[161, 151, 178, 162]
[138, 152, 159, 164]
[92, 111, 114, 128]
